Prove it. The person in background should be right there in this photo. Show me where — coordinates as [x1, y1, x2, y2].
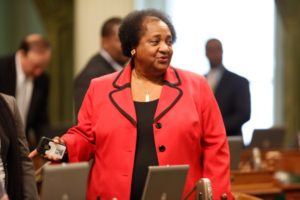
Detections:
[0, 34, 52, 146]
[30, 9, 233, 200]
[205, 38, 251, 136]
[74, 17, 129, 116]
[0, 93, 38, 200]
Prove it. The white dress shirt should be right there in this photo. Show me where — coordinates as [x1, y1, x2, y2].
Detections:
[0, 141, 4, 186]
[15, 54, 33, 126]
[99, 49, 123, 71]
[206, 65, 224, 92]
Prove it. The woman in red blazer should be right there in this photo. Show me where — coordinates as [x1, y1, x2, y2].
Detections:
[36, 9, 233, 200]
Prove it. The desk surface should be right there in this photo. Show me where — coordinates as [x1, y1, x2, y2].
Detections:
[233, 192, 263, 200]
[231, 171, 282, 200]
[231, 149, 300, 200]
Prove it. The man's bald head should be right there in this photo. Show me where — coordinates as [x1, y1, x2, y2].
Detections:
[18, 34, 51, 77]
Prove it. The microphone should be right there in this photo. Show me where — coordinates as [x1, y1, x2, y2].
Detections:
[183, 178, 213, 200]
[252, 147, 262, 171]
[35, 161, 51, 176]
[195, 178, 213, 200]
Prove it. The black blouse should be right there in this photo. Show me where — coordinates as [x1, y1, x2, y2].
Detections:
[130, 99, 159, 200]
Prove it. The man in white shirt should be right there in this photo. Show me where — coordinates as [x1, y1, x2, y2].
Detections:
[0, 34, 52, 147]
[74, 17, 129, 117]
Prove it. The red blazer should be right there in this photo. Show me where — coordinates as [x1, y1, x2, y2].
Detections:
[62, 64, 233, 200]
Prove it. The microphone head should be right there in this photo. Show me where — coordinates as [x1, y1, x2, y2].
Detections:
[196, 178, 213, 200]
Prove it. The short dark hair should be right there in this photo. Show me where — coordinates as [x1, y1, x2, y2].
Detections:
[205, 38, 222, 50]
[19, 36, 50, 54]
[101, 17, 122, 38]
[119, 9, 177, 57]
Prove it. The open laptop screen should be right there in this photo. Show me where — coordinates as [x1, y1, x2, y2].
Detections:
[141, 165, 189, 200]
[228, 136, 244, 170]
[248, 128, 285, 149]
[41, 162, 89, 200]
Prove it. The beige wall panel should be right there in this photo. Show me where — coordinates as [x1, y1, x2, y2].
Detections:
[74, 0, 134, 75]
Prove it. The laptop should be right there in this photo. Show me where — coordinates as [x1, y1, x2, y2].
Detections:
[248, 127, 285, 149]
[228, 136, 244, 170]
[41, 162, 90, 200]
[141, 165, 189, 200]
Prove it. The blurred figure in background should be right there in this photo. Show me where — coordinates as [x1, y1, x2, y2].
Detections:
[74, 17, 129, 116]
[0, 93, 38, 200]
[205, 38, 251, 136]
[0, 34, 52, 147]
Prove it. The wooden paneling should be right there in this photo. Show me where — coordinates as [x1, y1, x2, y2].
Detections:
[276, 0, 300, 146]
[33, 0, 74, 125]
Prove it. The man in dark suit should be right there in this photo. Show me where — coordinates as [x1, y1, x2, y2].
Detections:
[0, 34, 51, 146]
[205, 38, 251, 136]
[74, 17, 129, 116]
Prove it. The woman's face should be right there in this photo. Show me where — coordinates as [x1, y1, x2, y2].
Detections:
[134, 18, 173, 75]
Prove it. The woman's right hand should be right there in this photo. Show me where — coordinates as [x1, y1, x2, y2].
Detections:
[28, 136, 66, 162]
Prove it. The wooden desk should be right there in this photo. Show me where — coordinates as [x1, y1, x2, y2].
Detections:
[231, 171, 282, 200]
[281, 184, 300, 200]
[233, 192, 263, 200]
[239, 149, 300, 173]
[231, 149, 300, 200]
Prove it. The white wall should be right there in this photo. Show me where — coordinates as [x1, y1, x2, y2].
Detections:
[167, 0, 275, 145]
[74, 0, 134, 75]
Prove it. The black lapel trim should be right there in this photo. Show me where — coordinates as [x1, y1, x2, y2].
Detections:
[109, 69, 136, 126]
[164, 67, 181, 86]
[108, 85, 136, 126]
[112, 69, 127, 89]
[154, 68, 183, 122]
[154, 83, 183, 123]
[109, 67, 183, 125]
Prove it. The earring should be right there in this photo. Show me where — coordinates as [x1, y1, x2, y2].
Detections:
[131, 49, 136, 56]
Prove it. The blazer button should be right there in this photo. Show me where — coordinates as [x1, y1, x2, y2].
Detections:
[155, 122, 162, 129]
[158, 145, 166, 152]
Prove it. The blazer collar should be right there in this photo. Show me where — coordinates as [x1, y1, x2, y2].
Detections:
[109, 63, 183, 126]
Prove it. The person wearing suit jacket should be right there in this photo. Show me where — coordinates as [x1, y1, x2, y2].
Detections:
[0, 34, 51, 146]
[0, 93, 38, 200]
[205, 38, 251, 136]
[31, 10, 233, 200]
[74, 17, 129, 116]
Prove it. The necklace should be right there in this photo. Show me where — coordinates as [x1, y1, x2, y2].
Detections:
[145, 90, 151, 102]
[132, 69, 161, 102]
